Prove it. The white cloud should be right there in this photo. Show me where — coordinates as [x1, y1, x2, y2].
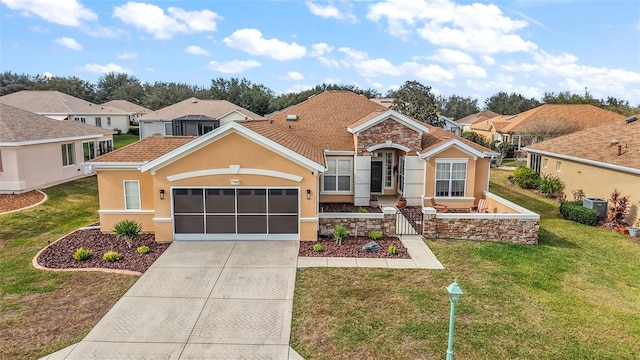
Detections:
[466, 74, 542, 99]
[310, 42, 334, 57]
[54, 37, 82, 51]
[306, 1, 356, 22]
[223, 28, 306, 60]
[284, 84, 313, 94]
[113, 2, 222, 39]
[427, 49, 474, 64]
[185, 45, 210, 56]
[455, 64, 487, 78]
[41, 72, 53, 78]
[481, 55, 495, 65]
[287, 71, 304, 80]
[78, 62, 131, 74]
[208, 59, 261, 74]
[367, 0, 536, 54]
[0, 0, 96, 27]
[117, 51, 138, 60]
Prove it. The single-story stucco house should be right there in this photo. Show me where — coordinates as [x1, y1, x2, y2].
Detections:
[87, 91, 541, 243]
[101, 100, 152, 125]
[0, 104, 114, 194]
[138, 97, 264, 139]
[0, 90, 130, 133]
[525, 115, 640, 225]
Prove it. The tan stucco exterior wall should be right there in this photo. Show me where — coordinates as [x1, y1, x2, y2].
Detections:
[96, 170, 156, 232]
[533, 154, 640, 225]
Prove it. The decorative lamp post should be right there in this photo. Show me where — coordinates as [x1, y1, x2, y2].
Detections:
[446, 278, 463, 360]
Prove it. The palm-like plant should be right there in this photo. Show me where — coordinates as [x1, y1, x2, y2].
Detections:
[113, 220, 143, 249]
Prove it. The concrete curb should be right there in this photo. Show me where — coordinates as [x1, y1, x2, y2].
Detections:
[32, 226, 143, 277]
[0, 189, 48, 216]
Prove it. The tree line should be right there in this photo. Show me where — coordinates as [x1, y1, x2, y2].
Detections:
[1, 72, 637, 120]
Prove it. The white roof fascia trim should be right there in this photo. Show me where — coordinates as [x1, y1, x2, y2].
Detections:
[167, 167, 304, 182]
[419, 139, 485, 160]
[347, 110, 429, 134]
[86, 162, 146, 170]
[140, 122, 324, 173]
[0, 134, 110, 147]
[219, 109, 253, 120]
[367, 141, 411, 153]
[324, 150, 355, 156]
[523, 147, 640, 175]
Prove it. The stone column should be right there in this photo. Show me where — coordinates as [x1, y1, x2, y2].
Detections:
[422, 206, 438, 239]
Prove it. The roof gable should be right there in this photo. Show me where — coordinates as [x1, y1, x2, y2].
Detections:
[456, 110, 500, 125]
[101, 100, 151, 114]
[497, 104, 625, 133]
[348, 109, 429, 134]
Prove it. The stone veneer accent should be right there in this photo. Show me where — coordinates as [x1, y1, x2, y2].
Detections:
[422, 212, 539, 245]
[356, 118, 421, 155]
[319, 208, 397, 237]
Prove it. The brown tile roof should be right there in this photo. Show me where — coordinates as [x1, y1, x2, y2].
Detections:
[91, 136, 195, 163]
[0, 90, 128, 115]
[0, 104, 113, 143]
[269, 91, 388, 151]
[421, 126, 493, 154]
[101, 100, 151, 114]
[138, 98, 265, 121]
[489, 104, 625, 134]
[526, 117, 640, 170]
[456, 110, 499, 125]
[347, 109, 388, 129]
[242, 121, 325, 166]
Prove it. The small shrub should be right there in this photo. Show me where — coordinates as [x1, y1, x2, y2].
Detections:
[73, 247, 92, 261]
[358, 207, 369, 213]
[113, 128, 122, 135]
[572, 189, 585, 201]
[538, 173, 565, 198]
[607, 189, 629, 225]
[388, 244, 398, 255]
[137, 245, 150, 254]
[559, 201, 599, 226]
[103, 251, 121, 262]
[333, 225, 348, 245]
[512, 166, 540, 189]
[113, 219, 143, 249]
[313, 243, 324, 252]
[368, 230, 383, 241]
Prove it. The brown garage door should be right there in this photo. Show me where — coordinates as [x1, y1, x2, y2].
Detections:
[173, 188, 299, 240]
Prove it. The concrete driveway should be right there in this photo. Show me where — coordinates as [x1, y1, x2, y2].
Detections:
[43, 241, 303, 360]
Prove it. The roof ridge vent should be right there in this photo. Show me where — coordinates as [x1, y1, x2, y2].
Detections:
[286, 114, 298, 121]
[625, 115, 637, 124]
[609, 139, 619, 146]
[191, 98, 198, 103]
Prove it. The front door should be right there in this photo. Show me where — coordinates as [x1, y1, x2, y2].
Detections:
[370, 160, 383, 193]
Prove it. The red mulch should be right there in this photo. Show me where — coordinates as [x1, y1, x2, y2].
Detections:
[0, 190, 45, 213]
[299, 235, 410, 258]
[320, 202, 382, 213]
[37, 229, 170, 273]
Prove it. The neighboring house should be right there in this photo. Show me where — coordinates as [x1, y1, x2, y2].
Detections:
[472, 104, 625, 150]
[370, 98, 393, 108]
[87, 91, 500, 242]
[524, 115, 640, 225]
[138, 97, 265, 138]
[456, 110, 499, 133]
[0, 90, 130, 133]
[101, 100, 151, 125]
[0, 104, 114, 194]
[439, 115, 462, 136]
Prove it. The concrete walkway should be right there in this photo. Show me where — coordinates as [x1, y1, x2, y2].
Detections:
[42, 241, 304, 360]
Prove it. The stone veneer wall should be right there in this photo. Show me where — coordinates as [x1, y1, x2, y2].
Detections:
[422, 213, 539, 245]
[356, 118, 421, 155]
[319, 213, 396, 237]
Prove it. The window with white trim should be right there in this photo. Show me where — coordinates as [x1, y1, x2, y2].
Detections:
[74, 116, 86, 123]
[322, 157, 352, 192]
[435, 160, 467, 197]
[98, 139, 113, 155]
[83, 141, 96, 161]
[164, 122, 173, 135]
[543, 158, 548, 168]
[107, 117, 111, 126]
[398, 156, 405, 193]
[124, 180, 141, 210]
[384, 152, 393, 188]
[95, 117, 102, 127]
[556, 161, 562, 172]
[61, 143, 75, 166]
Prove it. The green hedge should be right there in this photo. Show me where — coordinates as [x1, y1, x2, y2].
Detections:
[559, 201, 599, 226]
[512, 166, 540, 189]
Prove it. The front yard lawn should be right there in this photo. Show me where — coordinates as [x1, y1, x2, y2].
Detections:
[113, 134, 138, 149]
[0, 176, 137, 359]
[291, 169, 640, 359]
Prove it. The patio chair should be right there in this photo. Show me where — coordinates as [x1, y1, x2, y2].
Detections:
[430, 198, 448, 212]
[470, 199, 488, 213]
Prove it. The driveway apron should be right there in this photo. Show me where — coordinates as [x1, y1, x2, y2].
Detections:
[56, 241, 300, 359]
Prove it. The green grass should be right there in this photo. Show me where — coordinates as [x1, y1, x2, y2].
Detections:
[113, 134, 138, 149]
[292, 169, 640, 359]
[0, 176, 137, 359]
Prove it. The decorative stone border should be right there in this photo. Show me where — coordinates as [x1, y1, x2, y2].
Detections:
[0, 189, 48, 216]
[318, 207, 397, 237]
[32, 225, 143, 277]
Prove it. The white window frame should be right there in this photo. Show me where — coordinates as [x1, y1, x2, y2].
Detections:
[74, 116, 86, 123]
[398, 156, 405, 193]
[123, 180, 141, 210]
[98, 139, 113, 155]
[61, 143, 75, 166]
[434, 159, 468, 198]
[95, 117, 102, 127]
[107, 117, 111, 126]
[556, 161, 562, 172]
[82, 141, 96, 162]
[384, 151, 394, 189]
[164, 122, 173, 135]
[321, 157, 353, 194]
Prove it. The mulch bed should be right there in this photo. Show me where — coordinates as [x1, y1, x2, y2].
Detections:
[0, 190, 45, 213]
[299, 235, 410, 259]
[37, 228, 170, 274]
[320, 202, 382, 213]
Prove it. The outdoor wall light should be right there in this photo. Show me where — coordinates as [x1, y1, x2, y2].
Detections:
[306, 189, 311, 200]
[159, 189, 165, 200]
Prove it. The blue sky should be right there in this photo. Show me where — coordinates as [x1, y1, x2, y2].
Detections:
[1, 0, 639, 105]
